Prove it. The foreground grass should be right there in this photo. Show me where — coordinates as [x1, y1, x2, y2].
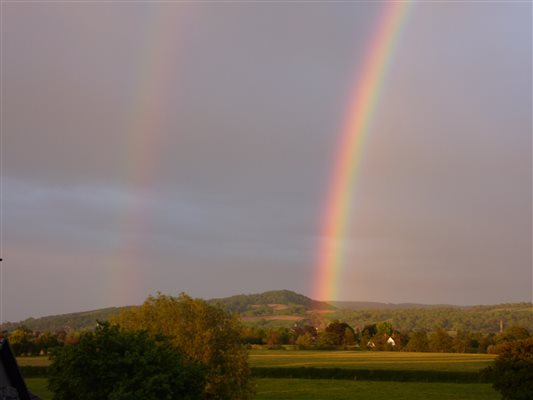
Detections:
[249, 351, 495, 372]
[26, 378, 52, 400]
[255, 379, 499, 400]
[27, 378, 499, 400]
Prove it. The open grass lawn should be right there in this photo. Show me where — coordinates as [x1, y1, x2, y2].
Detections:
[23, 352, 497, 399]
[254, 379, 499, 400]
[17, 356, 51, 367]
[249, 350, 495, 372]
[26, 378, 499, 400]
[19, 351, 495, 372]
[26, 378, 52, 400]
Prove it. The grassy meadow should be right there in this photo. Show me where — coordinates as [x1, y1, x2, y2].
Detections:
[26, 378, 499, 400]
[249, 350, 495, 372]
[22, 351, 498, 400]
[255, 379, 498, 400]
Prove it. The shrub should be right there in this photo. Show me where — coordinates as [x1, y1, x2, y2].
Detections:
[482, 337, 533, 400]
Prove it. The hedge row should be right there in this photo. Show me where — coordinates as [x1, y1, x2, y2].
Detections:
[19, 366, 49, 378]
[251, 367, 489, 383]
[21, 365, 489, 383]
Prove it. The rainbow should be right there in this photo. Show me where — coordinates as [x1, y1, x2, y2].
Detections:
[314, 2, 412, 302]
[108, 7, 184, 305]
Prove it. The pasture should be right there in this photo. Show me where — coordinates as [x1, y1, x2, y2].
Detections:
[255, 379, 498, 400]
[249, 350, 495, 372]
[26, 378, 499, 400]
[20, 351, 496, 371]
[23, 351, 499, 400]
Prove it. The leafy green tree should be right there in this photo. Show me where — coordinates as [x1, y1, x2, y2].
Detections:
[482, 338, 533, 400]
[316, 331, 339, 350]
[404, 330, 429, 352]
[322, 321, 355, 348]
[428, 328, 454, 353]
[114, 293, 253, 400]
[360, 324, 377, 347]
[452, 330, 472, 353]
[295, 332, 314, 349]
[35, 331, 60, 355]
[9, 326, 34, 356]
[48, 322, 205, 400]
[343, 327, 357, 348]
[376, 321, 393, 336]
[496, 326, 530, 345]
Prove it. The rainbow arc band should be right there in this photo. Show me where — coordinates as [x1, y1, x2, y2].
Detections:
[314, 1, 412, 302]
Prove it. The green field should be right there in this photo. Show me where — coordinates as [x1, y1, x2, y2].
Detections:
[255, 379, 498, 400]
[20, 351, 496, 372]
[249, 350, 495, 372]
[24, 351, 498, 400]
[17, 356, 51, 367]
[26, 378, 499, 400]
[26, 378, 52, 400]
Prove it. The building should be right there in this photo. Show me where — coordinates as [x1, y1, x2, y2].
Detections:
[0, 338, 41, 400]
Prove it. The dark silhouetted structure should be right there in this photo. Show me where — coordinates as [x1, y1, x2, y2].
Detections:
[0, 338, 40, 400]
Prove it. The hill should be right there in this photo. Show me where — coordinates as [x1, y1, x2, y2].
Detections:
[208, 289, 335, 314]
[1, 291, 531, 334]
[330, 301, 464, 310]
[0, 307, 128, 333]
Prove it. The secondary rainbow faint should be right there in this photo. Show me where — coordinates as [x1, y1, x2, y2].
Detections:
[313, 1, 412, 302]
[109, 6, 183, 305]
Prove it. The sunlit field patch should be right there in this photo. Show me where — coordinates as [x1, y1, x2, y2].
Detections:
[249, 351, 495, 372]
[254, 379, 499, 400]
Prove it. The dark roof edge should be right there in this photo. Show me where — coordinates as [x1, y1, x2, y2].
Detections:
[0, 338, 32, 400]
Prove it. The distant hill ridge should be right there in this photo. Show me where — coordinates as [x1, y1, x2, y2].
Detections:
[208, 289, 334, 313]
[1, 290, 531, 333]
[330, 301, 465, 310]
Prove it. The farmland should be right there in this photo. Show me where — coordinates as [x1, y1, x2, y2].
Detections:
[23, 351, 499, 400]
[249, 350, 495, 372]
[255, 379, 498, 400]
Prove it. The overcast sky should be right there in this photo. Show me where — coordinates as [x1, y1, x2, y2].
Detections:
[1, 1, 531, 321]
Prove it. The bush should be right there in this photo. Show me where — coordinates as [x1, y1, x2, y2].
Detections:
[482, 337, 533, 400]
[48, 322, 205, 400]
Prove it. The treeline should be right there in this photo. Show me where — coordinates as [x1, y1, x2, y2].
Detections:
[0, 326, 82, 356]
[242, 320, 531, 354]
[0, 307, 125, 333]
[328, 303, 533, 334]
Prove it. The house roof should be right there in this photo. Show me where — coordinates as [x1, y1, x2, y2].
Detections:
[0, 338, 39, 400]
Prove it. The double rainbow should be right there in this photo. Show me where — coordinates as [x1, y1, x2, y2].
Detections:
[314, 2, 412, 302]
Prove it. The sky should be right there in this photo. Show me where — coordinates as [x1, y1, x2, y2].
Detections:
[1, 1, 531, 321]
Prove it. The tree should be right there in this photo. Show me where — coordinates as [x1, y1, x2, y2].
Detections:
[404, 330, 429, 352]
[48, 322, 205, 400]
[376, 321, 393, 336]
[322, 321, 355, 348]
[35, 331, 59, 355]
[496, 326, 530, 345]
[9, 326, 34, 356]
[482, 338, 533, 400]
[429, 328, 454, 353]
[114, 293, 253, 400]
[453, 330, 472, 353]
[295, 332, 314, 349]
[360, 324, 377, 347]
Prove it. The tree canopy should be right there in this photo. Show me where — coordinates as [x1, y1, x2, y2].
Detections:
[114, 293, 253, 400]
[482, 337, 533, 400]
[48, 322, 205, 400]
